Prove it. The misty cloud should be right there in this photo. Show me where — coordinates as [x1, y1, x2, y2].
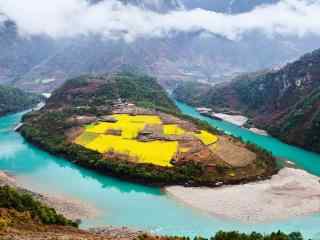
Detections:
[0, 0, 319, 41]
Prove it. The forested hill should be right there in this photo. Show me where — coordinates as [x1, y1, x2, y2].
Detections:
[20, 71, 276, 187]
[174, 48, 320, 153]
[0, 85, 42, 116]
[48, 72, 178, 113]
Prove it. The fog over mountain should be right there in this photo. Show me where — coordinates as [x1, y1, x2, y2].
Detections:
[181, 0, 279, 13]
[2, 0, 320, 40]
[0, 0, 320, 92]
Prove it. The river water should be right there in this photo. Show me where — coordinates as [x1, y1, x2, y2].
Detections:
[0, 105, 319, 239]
[175, 101, 320, 176]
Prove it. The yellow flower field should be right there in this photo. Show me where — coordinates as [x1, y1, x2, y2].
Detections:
[85, 114, 161, 139]
[75, 114, 219, 167]
[85, 135, 177, 167]
[194, 130, 219, 145]
[163, 124, 185, 135]
[179, 147, 190, 153]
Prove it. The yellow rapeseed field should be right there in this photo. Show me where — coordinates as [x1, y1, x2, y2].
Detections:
[85, 114, 161, 139]
[179, 147, 190, 153]
[194, 130, 218, 145]
[163, 124, 185, 135]
[75, 114, 219, 167]
[85, 135, 177, 167]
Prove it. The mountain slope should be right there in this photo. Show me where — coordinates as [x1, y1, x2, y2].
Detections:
[121, 0, 182, 12]
[0, 20, 56, 85]
[174, 48, 320, 153]
[14, 31, 318, 93]
[90, 0, 182, 12]
[0, 84, 42, 116]
[1, 0, 320, 93]
[181, 0, 279, 13]
[47, 72, 178, 112]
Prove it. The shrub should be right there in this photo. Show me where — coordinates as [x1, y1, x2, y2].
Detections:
[0, 186, 78, 227]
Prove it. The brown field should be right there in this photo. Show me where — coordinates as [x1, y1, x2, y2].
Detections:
[213, 136, 256, 167]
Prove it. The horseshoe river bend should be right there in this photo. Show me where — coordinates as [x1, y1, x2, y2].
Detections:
[0, 101, 319, 239]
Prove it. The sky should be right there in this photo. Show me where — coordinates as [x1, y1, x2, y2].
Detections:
[0, 0, 319, 41]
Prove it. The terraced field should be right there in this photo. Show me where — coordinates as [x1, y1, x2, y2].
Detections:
[75, 114, 218, 167]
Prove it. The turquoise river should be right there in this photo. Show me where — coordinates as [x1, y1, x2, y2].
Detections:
[0, 101, 319, 239]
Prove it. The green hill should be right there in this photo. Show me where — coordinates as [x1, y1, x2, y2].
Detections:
[47, 72, 178, 113]
[174, 49, 320, 153]
[0, 85, 42, 116]
[20, 72, 276, 187]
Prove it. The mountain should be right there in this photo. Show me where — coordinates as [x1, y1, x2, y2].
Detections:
[20, 72, 276, 187]
[90, 0, 182, 12]
[174, 48, 320, 153]
[120, 0, 182, 12]
[0, 20, 56, 86]
[0, 84, 42, 116]
[181, 0, 279, 13]
[109, 0, 280, 13]
[1, 0, 320, 93]
[12, 30, 319, 93]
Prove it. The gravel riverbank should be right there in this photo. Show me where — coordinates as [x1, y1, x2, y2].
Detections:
[166, 168, 320, 223]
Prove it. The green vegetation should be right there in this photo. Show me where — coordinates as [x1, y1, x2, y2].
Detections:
[137, 231, 304, 240]
[173, 81, 214, 108]
[49, 72, 178, 113]
[0, 85, 42, 116]
[20, 72, 277, 187]
[0, 185, 78, 227]
[20, 103, 276, 187]
[270, 87, 320, 152]
[173, 48, 320, 153]
[0, 186, 305, 239]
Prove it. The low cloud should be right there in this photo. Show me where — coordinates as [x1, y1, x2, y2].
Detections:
[0, 0, 319, 41]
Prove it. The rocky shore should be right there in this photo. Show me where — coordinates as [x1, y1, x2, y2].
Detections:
[249, 128, 268, 136]
[90, 226, 145, 239]
[212, 113, 248, 126]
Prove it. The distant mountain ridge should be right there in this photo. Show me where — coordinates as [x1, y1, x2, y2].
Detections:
[174, 48, 320, 153]
[92, 0, 280, 13]
[181, 0, 279, 13]
[90, 0, 182, 12]
[1, 0, 320, 93]
[0, 20, 56, 85]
